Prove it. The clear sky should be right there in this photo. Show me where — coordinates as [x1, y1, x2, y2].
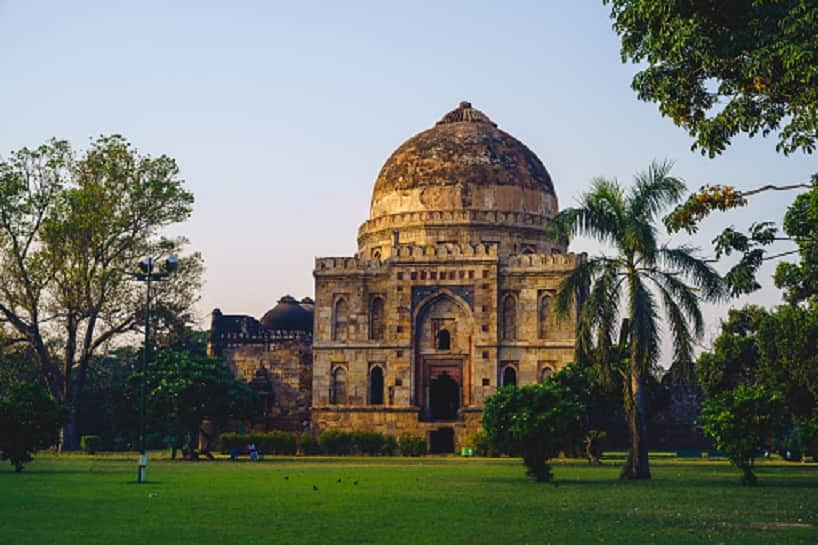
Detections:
[1, 1, 814, 357]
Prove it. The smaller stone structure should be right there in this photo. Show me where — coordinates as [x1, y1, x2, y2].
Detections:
[208, 296, 314, 431]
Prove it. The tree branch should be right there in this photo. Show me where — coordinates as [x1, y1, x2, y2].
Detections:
[740, 183, 818, 197]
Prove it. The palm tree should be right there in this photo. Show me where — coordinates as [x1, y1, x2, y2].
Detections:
[551, 161, 726, 479]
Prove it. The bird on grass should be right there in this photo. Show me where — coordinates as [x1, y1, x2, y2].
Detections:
[312, 485, 319, 491]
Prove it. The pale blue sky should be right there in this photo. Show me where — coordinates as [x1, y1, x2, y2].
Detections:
[1, 1, 814, 353]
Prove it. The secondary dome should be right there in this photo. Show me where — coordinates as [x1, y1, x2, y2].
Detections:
[260, 295, 313, 333]
[369, 101, 556, 221]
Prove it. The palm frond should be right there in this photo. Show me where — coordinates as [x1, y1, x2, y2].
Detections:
[653, 280, 695, 381]
[548, 178, 625, 245]
[656, 245, 727, 302]
[644, 268, 704, 336]
[627, 160, 686, 222]
[628, 274, 661, 374]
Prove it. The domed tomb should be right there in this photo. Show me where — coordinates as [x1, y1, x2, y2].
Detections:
[358, 101, 563, 257]
[260, 295, 314, 333]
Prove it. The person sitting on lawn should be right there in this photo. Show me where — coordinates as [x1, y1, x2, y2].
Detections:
[248, 442, 258, 461]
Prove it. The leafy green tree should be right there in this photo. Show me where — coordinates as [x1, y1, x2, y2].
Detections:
[697, 303, 818, 459]
[698, 385, 785, 485]
[605, 0, 818, 156]
[0, 380, 69, 471]
[604, 1, 817, 294]
[773, 190, 818, 306]
[696, 306, 766, 395]
[0, 136, 203, 449]
[550, 161, 725, 479]
[482, 382, 583, 482]
[130, 349, 259, 459]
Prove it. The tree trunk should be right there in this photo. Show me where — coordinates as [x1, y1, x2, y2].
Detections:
[60, 411, 79, 451]
[621, 372, 651, 480]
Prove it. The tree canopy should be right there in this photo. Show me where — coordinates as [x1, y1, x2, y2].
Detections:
[129, 349, 259, 459]
[606, 0, 818, 157]
[0, 136, 203, 449]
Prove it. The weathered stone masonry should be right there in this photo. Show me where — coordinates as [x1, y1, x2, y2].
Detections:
[211, 102, 581, 452]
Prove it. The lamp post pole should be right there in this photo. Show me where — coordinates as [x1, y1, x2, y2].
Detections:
[133, 256, 178, 483]
[138, 264, 152, 483]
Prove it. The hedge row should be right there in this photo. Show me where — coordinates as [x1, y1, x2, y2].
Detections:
[218, 431, 427, 456]
[219, 431, 297, 455]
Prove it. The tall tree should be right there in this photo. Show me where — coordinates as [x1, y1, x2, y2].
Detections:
[0, 136, 202, 449]
[130, 349, 259, 459]
[604, 0, 817, 292]
[551, 161, 725, 479]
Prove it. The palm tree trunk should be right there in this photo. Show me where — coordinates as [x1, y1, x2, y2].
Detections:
[622, 370, 651, 480]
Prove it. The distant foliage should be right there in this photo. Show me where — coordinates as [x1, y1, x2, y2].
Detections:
[298, 434, 322, 455]
[398, 434, 427, 457]
[132, 349, 260, 458]
[314, 431, 399, 456]
[698, 385, 786, 485]
[466, 431, 498, 457]
[80, 435, 102, 454]
[482, 383, 582, 482]
[317, 431, 353, 455]
[219, 432, 296, 455]
[0, 381, 69, 471]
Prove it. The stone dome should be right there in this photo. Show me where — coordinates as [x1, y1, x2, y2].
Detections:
[357, 102, 563, 258]
[260, 295, 313, 333]
[369, 101, 556, 220]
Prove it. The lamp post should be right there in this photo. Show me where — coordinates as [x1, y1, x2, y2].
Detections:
[133, 255, 178, 483]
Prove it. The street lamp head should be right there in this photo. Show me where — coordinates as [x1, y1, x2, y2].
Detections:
[164, 255, 179, 273]
[138, 258, 152, 274]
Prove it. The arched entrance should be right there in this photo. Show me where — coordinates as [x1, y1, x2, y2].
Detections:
[430, 371, 459, 420]
[413, 292, 472, 422]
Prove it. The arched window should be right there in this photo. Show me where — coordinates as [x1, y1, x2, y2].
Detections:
[540, 366, 553, 384]
[331, 366, 347, 404]
[501, 295, 516, 341]
[333, 298, 348, 341]
[436, 329, 451, 350]
[369, 366, 384, 405]
[538, 295, 551, 339]
[369, 296, 385, 340]
[502, 366, 517, 387]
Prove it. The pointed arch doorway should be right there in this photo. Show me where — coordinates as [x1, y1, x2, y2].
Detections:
[413, 291, 472, 422]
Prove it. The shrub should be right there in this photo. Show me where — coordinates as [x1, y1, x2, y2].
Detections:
[256, 431, 297, 455]
[381, 434, 398, 456]
[398, 433, 427, 456]
[0, 381, 70, 472]
[318, 431, 353, 455]
[80, 435, 102, 454]
[698, 385, 786, 485]
[219, 431, 297, 455]
[299, 434, 322, 455]
[351, 431, 385, 455]
[482, 383, 583, 482]
[466, 431, 498, 457]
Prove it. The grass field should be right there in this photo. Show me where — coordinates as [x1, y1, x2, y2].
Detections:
[1, 453, 817, 545]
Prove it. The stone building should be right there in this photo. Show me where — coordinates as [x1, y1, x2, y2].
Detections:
[208, 296, 314, 431]
[311, 102, 581, 452]
[210, 101, 581, 452]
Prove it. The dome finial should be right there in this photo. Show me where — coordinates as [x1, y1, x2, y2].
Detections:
[437, 101, 496, 126]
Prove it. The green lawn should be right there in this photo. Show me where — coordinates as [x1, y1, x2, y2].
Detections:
[1, 454, 816, 545]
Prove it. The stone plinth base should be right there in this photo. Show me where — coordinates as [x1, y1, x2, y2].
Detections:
[311, 406, 484, 451]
